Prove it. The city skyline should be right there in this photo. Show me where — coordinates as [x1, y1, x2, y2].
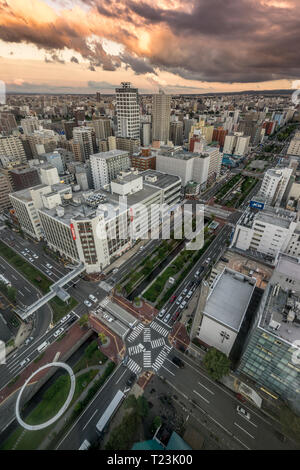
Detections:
[0, 0, 300, 95]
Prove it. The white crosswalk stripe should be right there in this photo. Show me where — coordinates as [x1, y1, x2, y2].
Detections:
[143, 328, 151, 342]
[151, 338, 165, 349]
[143, 350, 151, 368]
[152, 345, 172, 372]
[128, 344, 144, 356]
[150, 321, 169, 337]
[127, 358, 142, 375]
[127, 323, 144, 343]
[100, 296, 110, 308]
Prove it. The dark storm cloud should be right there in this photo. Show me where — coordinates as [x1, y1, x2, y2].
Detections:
[120, 52, 156, 75]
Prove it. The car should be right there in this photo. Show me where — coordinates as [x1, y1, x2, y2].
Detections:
[46, 263, 53, 269]
[172, 356, 184, 368]
[33, 254, 39, 259]
[169, 277, 175, 285]
[46, 270, 52, 276]
[182, 288, 188, 296]
[113, 268, 119, 274]
[169, 294, 176, 303]
[186, 290, 193, 299]
[84, 300, 92, 307]
[163, 313, 171, 323]
[172, 311, 180, 322]
[206, 257, 211, 263]
[54, 327, 64, 338]
[122, 355, 129, 366]
[158, 308, 166, 318]
[89, 294, 97, 303]
[195, 270, 200, 278]
[61, 313, 71, 323]
[24, 336, 33, 346]
[126, 373, 136, 387]
[29, 257, 34, 262]
[274, 430, 287, 443]
[19, 357, 30, 368]
[236, 405, 251, 420]
[139, 246, 145, 251]
[176, 295, 183, 305]
[180, 300, 187, 310]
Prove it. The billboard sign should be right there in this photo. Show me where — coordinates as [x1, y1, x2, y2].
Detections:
[70, 223, 76, 240]
[250, 200, 265, 210]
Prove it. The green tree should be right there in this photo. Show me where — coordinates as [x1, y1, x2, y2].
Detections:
[280, 405, 300, 442]
[79, 314, 89, 328]
[203, 347, 231, 381]
[151, 416, 162, 433]
[98, 332, 107, 345]
[137, 396, 149, 418]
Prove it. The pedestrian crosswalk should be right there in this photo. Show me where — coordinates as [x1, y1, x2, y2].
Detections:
[143, 350, 151, 368]
[143, 328, 151, 343]
[127, 323, 144, 343]
[127, 358, 142, 375]
[150, 321, 169, 337]
[152, 344, 172, 372]
[128, 344, 144, 356]
[100, 296, 110, 308]
[151, 338, 165, 349]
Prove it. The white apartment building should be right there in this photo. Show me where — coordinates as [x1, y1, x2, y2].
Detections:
[90, 149, 130, 189]
[116, 82, 140, 139]
[156, 149, 209, 188]
[0, 136, 26, 164]
[72, 127, 94, 162]
[21, 116, 41, 136]
[223, 134, 236, 154]
[235, 135, 250, 156]
[196, 268, 256, 356]
[35, 171, 181, 273]
[230, 206, 297, 260]
[287, 132, 300, 156]
[258, 168, 293, 207]
[40, 166, 60, 186]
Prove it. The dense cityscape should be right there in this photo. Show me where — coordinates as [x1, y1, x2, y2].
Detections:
[0, 0, 300, 458]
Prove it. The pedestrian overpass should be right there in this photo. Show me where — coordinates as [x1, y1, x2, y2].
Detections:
[15, 263, 85, 320]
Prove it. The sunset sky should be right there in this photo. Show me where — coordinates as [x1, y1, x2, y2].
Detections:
[0, 0, 299, 94]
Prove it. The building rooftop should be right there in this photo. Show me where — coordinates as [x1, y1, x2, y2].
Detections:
[90, 149, 129, 160]
[204, 268, 256, 331]
[238, 205, 296, 230]
[141, 170, 181, 189]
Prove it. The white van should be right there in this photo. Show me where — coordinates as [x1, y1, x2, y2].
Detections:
[37, 341, 49, 354]
[79, 439, 91, 450]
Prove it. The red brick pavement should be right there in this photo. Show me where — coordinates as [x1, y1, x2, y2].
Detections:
[89, 314, 125, 363]
[137, 371, 154, 390]
[0, 323, 88, 404]
[169, 322, 190, 351]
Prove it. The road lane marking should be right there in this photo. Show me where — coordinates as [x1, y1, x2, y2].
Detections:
[115, 369, 127, 385]
[82, 409, 98, 430]
[198, 381, 214, 395]
[233, 436, 251, 450]
[193, 389, 210, 404]
[234, 422, 255, 439]
[161, 365, 175, 376]
[165, 357, 179, 368]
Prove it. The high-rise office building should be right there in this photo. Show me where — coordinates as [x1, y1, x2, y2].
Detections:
[0, 173, 12, 212]
[115, 82, 140, 139]
[152, 90, 171, 144]
[21, 116, 40, 136]
[87, 118, 112, 142]
[170, 121, 183, 146]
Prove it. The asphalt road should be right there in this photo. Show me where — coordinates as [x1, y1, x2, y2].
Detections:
[157, 352, 299, 450]
[56, 364, 132, 450]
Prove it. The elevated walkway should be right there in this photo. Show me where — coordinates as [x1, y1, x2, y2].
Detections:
[15, 263, 85, 320]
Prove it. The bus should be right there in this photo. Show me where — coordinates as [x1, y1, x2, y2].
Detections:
[37, 341, 50, 354]
[78, 439, 91, 450]
[96, 390, 125, 434]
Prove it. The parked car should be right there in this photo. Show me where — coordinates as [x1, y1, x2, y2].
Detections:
[169, 294, 176, 303]
[54, 327, 64, 338]
[24, 336, 33, 346]
[89, 294, 97, 303]
[61, 313, 71, 323]
[163, 313, 171, 323]
[84, 300, 92, 307]
[172, 356, 184, 368]
[176, 296, 183, 305]
[158, 308, 166, 318]
[236, 405, 251, 420]
[126, 373, 136, 387]
[180, 300, 187, 310]
[19, 357, 30, 368]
